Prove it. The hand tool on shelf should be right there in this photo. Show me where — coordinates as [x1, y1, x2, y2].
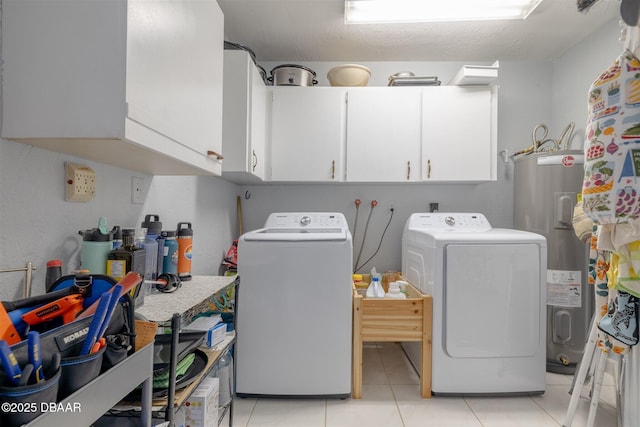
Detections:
[90, 284, 123, 354]
[80, 291, 113, 356]
[1, 275, 94, 341]
[3, 273, 92, 313]
[27, 331, 44, 383]
[77, 272, 141, 319]
[47, 352, 61, 378]
[1, 287, 77, 344]
[18, 364, 33, 386]
[0, 305, 22, 345]
[0, 339, 22, 385]
[20, 294, 84, 327]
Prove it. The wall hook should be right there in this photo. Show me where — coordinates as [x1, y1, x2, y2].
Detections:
[500, 149, 510, 163]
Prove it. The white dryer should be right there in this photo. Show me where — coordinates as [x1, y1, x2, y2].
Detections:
[402, 213, 547, 395]
[236, 212, 352, 398]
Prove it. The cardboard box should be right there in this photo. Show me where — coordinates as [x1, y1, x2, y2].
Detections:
[182, 315, 226, 347]
[183, 377, 219, 427]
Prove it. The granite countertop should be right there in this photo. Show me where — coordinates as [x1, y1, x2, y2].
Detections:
[137, 275, 237, 325]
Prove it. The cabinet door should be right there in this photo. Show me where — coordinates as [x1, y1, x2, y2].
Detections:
[346, 88, 422, 182]
[127, 0, 224, 168]
[249, 65, 267, 180]
[222, 50, 267, 182]
[422, 86, 496, 181]
[270, 87, 346, 181]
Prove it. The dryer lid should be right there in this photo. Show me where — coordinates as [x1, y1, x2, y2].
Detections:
[405, 213, 492, 232]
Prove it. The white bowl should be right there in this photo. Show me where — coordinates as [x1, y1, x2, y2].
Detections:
[327, 64, 371, 87]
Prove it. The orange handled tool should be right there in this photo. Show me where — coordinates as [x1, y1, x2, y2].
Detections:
[21, 294, 84, 326]
[77, 272, 142, 319]
[0, 305, 21, 345]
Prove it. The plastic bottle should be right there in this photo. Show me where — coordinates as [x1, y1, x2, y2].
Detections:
[212, 351, 233, 406]
[107, 229, 146, 281]
[177, 222, 193, 281]
[385, 282, 406, 299]
[111, 226, 123, 249]
[107, 229, 146, 306]
[141, 215, 162, 279]
[366, 276, 385, 298]
[45, 259, 62, 292]
[162, 231, 179, 275]
[79, 217, 114, 275]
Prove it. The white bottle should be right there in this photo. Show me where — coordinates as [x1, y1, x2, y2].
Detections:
[366, 277, 385, 298]
[385, 281, 406, 299]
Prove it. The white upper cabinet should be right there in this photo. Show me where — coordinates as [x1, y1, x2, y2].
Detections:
[270, 87, 347, 182]
[421, 86, 497, 181]
[1, 0, 224, 175]
[222, 50, 267, 182]
[346, 88, 422, 182]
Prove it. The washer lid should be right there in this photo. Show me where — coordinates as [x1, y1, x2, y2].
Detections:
[263, 212, 348, 229]
[242, 227, 348, 242]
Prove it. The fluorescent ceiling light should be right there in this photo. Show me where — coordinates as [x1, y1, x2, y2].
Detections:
[345, 0, 544, 24]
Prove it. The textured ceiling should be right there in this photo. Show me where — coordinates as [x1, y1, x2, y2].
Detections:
[218, 0, 620, 62]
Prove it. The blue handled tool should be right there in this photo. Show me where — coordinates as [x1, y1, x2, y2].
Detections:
[90, 284, 124, 354]
[95, 284, 123, 341]
[27, 331, 44, 383]
[0, 339, 22, 385]
[79, 291, 112, 356]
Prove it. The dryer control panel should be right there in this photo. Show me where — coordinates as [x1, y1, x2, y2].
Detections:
[407, 213, 492, 232]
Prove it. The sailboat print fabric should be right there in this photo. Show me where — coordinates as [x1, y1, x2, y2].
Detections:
[589, 225, 628, 353]
[583, 49, 640, 224]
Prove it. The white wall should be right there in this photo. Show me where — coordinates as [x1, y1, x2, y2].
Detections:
[0, 139, 239, 300]
[551, 16, 621, 148]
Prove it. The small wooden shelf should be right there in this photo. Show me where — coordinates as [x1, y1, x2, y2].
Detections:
[352, 274, 432, 399]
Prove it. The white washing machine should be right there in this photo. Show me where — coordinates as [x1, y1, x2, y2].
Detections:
[402, 213, 547, 395]
[236, 212, 352, 398]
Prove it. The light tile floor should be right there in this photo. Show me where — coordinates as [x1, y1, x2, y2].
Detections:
[224, 342, 619, 427]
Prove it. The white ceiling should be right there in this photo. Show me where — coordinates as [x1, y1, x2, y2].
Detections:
[218, 0, 620, 62]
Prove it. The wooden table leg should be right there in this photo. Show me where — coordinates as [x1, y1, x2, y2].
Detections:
[420, 295, 433, 398]
[353, 295, 362, 399]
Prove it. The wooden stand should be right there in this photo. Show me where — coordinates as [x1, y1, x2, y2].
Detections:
[352, 274, 432, 399]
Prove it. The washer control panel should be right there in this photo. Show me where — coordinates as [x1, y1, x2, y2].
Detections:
[265, 213, 347, 228]
[407, 213, 492, 231]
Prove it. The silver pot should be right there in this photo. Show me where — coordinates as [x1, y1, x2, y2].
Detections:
[268, 64, 318, 86]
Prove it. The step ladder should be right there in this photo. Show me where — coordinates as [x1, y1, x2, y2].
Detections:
[563, 317, 623, 427]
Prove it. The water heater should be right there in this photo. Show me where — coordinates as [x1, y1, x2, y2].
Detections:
[514, 150, 593, 374]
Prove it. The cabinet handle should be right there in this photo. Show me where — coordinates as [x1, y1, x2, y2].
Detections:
[252, 150, 257, 172]
[407, 161, 411, 180]
[207, 150, 224, 160]
[332, 160, 335, 180]
[427, 160, 431, 179]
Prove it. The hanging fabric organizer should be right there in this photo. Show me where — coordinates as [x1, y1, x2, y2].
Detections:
[568, 16, 640, 427]
[582, 49, 640, 224]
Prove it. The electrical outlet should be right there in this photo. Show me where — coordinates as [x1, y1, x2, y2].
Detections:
[131, 176, 146, 204]
[65, 163, 96, 202]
